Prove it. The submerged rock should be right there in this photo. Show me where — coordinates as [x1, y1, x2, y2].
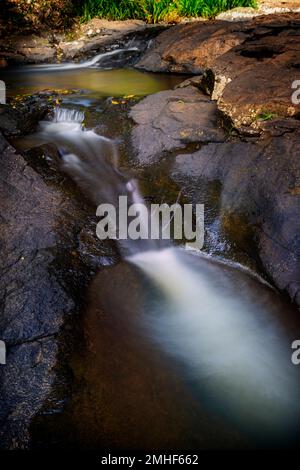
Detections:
[130, 86, 225, 164]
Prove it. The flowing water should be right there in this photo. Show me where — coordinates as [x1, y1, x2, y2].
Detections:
[3, 55, 300, 449]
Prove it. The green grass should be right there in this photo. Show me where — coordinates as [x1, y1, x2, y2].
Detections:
[256, 110, 277, 121]
[77, 0, 258, 23]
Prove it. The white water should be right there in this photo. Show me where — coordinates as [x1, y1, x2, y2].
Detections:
[130, 248, 300, 438]
[52, 107, 85, 123]
[22, 48, 138, 72]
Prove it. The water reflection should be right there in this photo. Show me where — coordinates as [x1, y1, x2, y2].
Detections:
[3, 67, 184, 98]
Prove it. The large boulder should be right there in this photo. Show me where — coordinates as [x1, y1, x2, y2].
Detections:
[137, 20, 249, 74]
[130, 85, 225, 164]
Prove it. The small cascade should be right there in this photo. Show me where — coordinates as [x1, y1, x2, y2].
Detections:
[53, 107, 85, 123]
[37, 107, 160, 255]
[23, 48, 139, 72]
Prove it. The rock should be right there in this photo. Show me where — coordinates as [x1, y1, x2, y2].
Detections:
[136, 14, 300, 129]
[171, 119, 300, 304]
[0, 20, 163, 65]
[175, 75, 203, 89]
[0, 35, 56, 65]
[0, 102, 47, 137]
[130, 86, 225, 164]
[216, 1, 300, 21]
[259, 0, 300, 14]
[216, 7, 261, 21]
[58, 21, 164, 62]
[210, 17, 300, 127]
[0, 133, 113, 449]
[137, 20, 248, 74]
[0, 92, 78, 137]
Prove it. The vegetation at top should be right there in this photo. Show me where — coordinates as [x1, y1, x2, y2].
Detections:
[77, 0, 258, 23]
[1, 0, 258, 33]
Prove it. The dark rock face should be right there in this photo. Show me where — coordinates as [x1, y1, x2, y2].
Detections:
[171, 120, 300, 304]
[136, 14, 300, 128]
[130, 86, 225, 164]
[0, 99, 48, 136]
[0, 134, 111, 449]
[58, 21, 164, 63]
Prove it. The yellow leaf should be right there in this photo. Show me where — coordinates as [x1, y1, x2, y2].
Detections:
[111, 100, 119, 105]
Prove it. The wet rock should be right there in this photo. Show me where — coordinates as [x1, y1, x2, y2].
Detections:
[175, 75, 203, 90]
[171, 120, 300, 304]
[0, 102, 47, 137]
[0, 92, 77, 137]
[0, 133, 112, 449]
[130, 86, 225, 164]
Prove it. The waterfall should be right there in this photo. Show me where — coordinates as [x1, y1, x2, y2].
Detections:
[37, 107, 159, 255]
[53, 107, 85, 123]
[38, 106, 300, 442]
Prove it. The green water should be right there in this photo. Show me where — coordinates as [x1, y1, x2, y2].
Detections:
[3, 67, 184, 98]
